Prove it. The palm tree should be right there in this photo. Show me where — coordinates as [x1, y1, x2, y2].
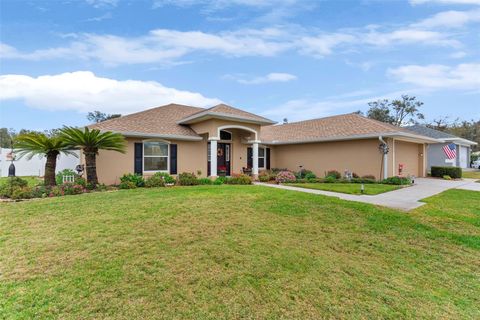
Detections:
[14, 133, 77, 186]
[60, 127, 126, 186]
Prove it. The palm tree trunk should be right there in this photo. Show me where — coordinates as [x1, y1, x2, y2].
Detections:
[45, 152, 59, 186]
[84, 150, 98, 186]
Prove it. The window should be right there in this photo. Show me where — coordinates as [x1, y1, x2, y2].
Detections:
[144, 141, 169, 171]
[258, 147, 265, 168]
[207, 143, 211, 162]
[220, 130, 232, 140]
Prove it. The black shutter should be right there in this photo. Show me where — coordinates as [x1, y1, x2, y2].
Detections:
[247, 147, 253, 168]
[266, 148, 271, 170]
[134, 143, 143, 174]
[170, 144, 177, 174]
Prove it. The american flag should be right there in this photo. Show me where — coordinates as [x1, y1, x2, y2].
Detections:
[442, 143, 457, 159]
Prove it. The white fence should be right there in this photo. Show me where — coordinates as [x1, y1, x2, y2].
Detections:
[0, 148, 81, 177]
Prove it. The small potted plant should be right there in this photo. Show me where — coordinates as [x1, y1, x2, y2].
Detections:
[218, 166, 227, 176]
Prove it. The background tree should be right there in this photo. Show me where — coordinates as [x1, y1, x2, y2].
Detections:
[366, 99, 394, 124]
[0, 128, 15, 148]
[87, 111, 121, 123]
[60, 127, 126, 186]
[14, 132, 77, 186]
[366, 95, 424, 126]
[390, 95, 424, 126]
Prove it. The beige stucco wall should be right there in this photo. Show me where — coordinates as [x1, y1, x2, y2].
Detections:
[272, 139, 385, 179]
[393, 140, 424, 177]
[190, 119, 260, 140]
[90, 137, 208, 185]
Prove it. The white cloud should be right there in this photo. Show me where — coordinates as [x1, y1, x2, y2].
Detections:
[388, 63, 480, 90]
[225, 72, 297, 84]
[412, 9, 480, 28]
[450, 51, 467, 58]
[152, 0, 300, 10]
[261, 89, 414, 122]
[410, 0, 480, 5]
[0, 28, 290, 65]
[0, 71, 220, 114]
[85, 12, 113, 22]
[85, 0, 118, 8]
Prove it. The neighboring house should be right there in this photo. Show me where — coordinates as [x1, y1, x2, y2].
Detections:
[87, 103, 438, 185]
[0, 148, 80, 177]
[406, 124, 477, 170]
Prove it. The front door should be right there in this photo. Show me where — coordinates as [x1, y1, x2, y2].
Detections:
[207, 142, 231, 176]
[217, 143, 231, 176]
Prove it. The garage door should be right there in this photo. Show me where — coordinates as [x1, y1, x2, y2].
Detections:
[394, 140, 420, 177]
[459, 146, 468, 168]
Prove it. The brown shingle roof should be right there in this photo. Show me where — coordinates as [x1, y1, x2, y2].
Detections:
[260, 113, 421, 143]
[88, 103, 204, 138]
[178, 103, 275, 125]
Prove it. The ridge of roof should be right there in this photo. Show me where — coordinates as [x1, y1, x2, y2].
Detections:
[88, 103, 204, 128]
[177, 103, 275, 124]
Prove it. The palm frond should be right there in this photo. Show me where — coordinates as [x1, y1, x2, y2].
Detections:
[60, 126, 127, 153]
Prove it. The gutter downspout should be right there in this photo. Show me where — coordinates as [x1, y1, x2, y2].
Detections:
[379, 136, 388, 180]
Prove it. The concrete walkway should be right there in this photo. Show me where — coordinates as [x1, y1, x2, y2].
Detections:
[255, 178, 479, 211]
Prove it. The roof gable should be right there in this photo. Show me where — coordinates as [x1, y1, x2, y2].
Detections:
[177, 103, 276, 125]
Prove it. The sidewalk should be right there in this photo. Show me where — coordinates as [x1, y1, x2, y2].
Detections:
[255, 178, 479, 211]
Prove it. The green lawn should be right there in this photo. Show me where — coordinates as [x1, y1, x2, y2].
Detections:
[463, 170, 480, 181]
[1, 186, 479, 319]
[285, 182, 402, 195]
[0, 176, 42, 187]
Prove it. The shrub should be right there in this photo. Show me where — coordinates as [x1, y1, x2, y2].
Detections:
[275, 171, 296, 183]
[61, 183, 85, 195]
[443, 175, 452, 180]
[0, 177, 29, 198]
[351, 178, 376, 184]
[259, 170, 276, 182]
[295, 169, 314, 179]
[382, 176, 411, 185]
[120, 173, 145, 187]
[119, 181, 137, 189]
[11, 187, 33, 200]
[31, 185, 50, 198]
[271, 168, 288, 174]
[324, 176, 336, 183]
[177, 172, 198, 186]
[75, 177, 86, 187]
[225, 174, 252, 185]
[352, 172, 359, 178]
[326, 170, 341, 179]
[56, 169, 78, 185]
[197, 178, 213, 185]
[213, 177, 226, 185]
[361, 174, 376, 180]
[304, 172, 317, 180]
[145, 173, 166, 188]
[151, 172, 175, 184]
[431, 166, 462, 179]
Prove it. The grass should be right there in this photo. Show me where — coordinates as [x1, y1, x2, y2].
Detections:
[0, 176, 42, 187]
[285, 182, 402, 195]
[463, 170, 480, 181]
[1, 186, 479, 319]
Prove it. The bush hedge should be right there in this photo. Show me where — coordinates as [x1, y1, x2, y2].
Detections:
[382, 176, 411, 185]
[431, 166, 462, 179]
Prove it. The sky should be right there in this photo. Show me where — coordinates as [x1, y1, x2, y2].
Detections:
[0, 0, 479, 131]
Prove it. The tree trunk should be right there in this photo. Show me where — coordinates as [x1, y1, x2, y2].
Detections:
[84, 150, 98, 187]
[44, 152, 59, 186]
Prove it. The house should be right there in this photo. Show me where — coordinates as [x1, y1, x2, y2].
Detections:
[406, 124, 477, 170]
[87, 103, 438, 185]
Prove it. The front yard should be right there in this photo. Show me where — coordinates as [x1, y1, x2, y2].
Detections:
[1, 186, 479, 319]
[284, 182, 402, 195]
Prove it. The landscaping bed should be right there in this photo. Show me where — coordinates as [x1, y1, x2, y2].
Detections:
[284, 182, 402, 195]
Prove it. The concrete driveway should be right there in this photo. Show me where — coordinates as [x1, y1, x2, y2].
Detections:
[256, 178, 480, 211]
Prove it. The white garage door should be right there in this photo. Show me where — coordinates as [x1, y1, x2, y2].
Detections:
[459, 146, 468, 168]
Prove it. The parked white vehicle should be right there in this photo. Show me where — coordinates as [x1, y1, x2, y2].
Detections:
[472, 160, 480, 169]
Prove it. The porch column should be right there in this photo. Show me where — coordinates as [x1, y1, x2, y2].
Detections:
[252, 141, 259, 178]
[210, 138, 218, 177]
